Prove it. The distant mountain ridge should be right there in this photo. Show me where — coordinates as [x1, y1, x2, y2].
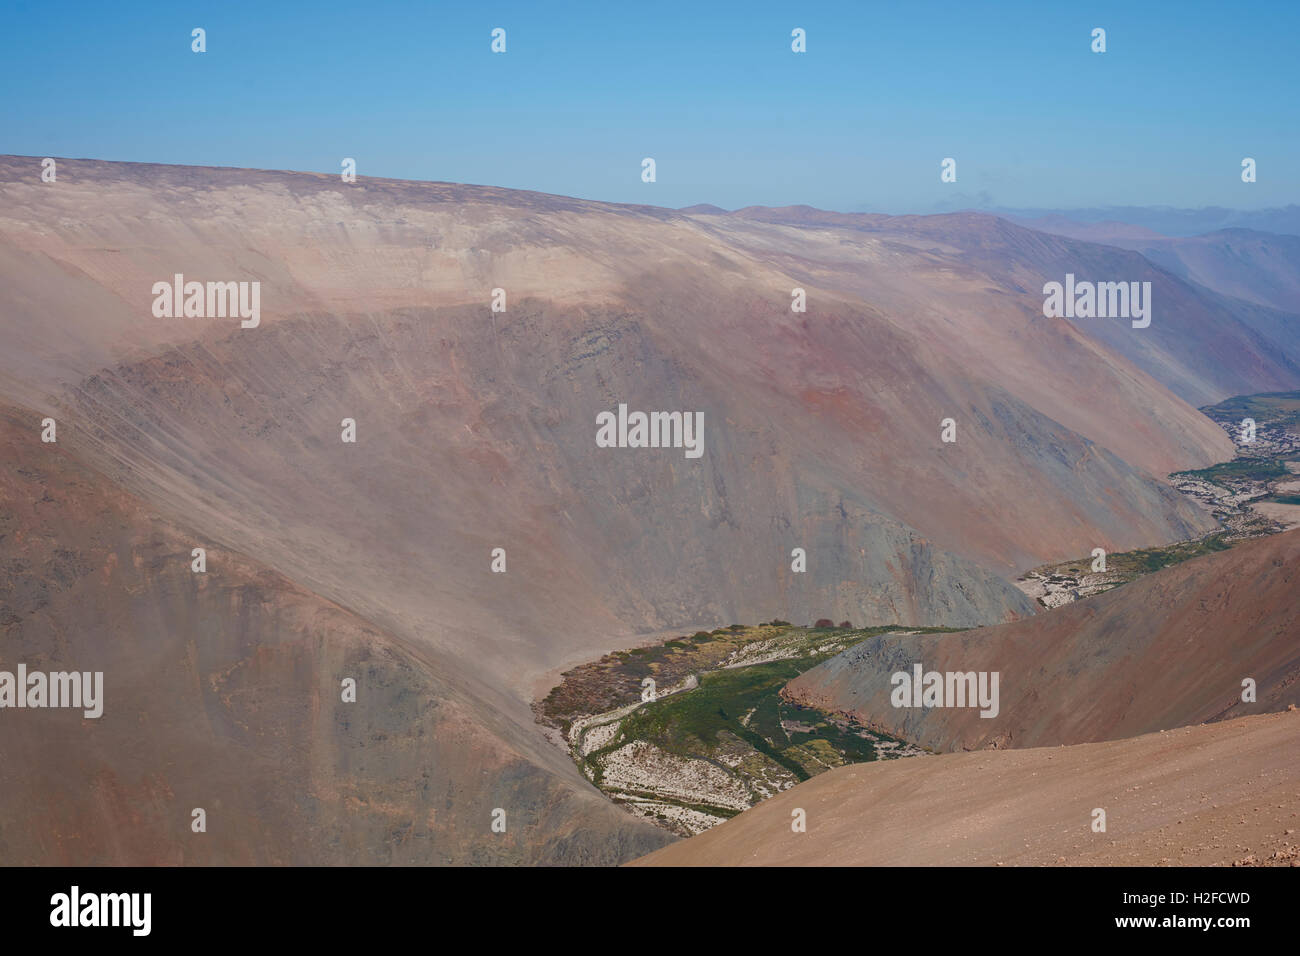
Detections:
[1005, 221, 1300, 314]
[998, 204, 1300, 238]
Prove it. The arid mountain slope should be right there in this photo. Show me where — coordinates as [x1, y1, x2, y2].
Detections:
[0, 157, 1224, 603]
[703, 206, 1300, 407]
[0, 156, 1269, 863]
[0, 403, 670, 864]
[784, 529, 1300, 753]
[632, 711, 1300, 867]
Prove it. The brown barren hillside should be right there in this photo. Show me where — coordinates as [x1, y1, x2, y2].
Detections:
[0, 402, 671, 864]
[631, 710, 1300, 867]
[783, 529, 1300, 753]
[0, 156, 1276, 863]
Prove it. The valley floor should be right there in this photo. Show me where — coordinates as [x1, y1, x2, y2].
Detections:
[537, 623, 945, 835]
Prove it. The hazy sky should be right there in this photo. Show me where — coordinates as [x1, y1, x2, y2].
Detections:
[3, 0, 1296, 213]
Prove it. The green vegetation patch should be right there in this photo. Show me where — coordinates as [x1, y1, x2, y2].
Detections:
[1174, 459, 1288, 488]
[619, 657, 809, 767]
[1202, 390, 1300, 429]
[1024, 533, 1235, 590]
[1104, 533, 1234, 574]
[608, 625, 937, 781]
[546, 622, 958, 830]
[539, 621, 903, 728]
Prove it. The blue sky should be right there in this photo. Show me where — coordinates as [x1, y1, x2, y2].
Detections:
[2, 0, 1296, 213]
